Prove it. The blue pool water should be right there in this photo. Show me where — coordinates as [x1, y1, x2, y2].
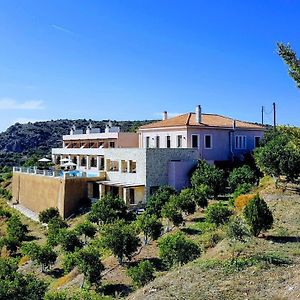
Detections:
[61, 170, 98, 178]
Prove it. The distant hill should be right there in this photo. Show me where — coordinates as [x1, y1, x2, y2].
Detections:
[0, 119, 156, 167]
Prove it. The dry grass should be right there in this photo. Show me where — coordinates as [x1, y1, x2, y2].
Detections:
[129, 181, 300, 300]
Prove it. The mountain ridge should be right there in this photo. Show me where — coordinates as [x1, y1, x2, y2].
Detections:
[0, 119, 156, 167]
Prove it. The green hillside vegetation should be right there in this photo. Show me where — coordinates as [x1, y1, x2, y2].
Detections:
[0, 119, 155, 167]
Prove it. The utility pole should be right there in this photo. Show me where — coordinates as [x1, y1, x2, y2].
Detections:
[261, 106, 264, 125]
[273, 102, 276, 129]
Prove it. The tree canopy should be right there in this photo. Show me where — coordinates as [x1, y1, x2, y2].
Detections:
[277, 42, 300, 88]
[254, 127, 300, 182]
[191, 160, 225, 198]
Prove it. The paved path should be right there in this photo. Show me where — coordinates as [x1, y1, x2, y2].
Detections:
[8, 202, 40, 222]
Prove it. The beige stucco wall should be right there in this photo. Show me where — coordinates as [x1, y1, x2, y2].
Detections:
[117, 133, 139, 148]
[12, 172, 65, 215]
[63, 177, 102, 217]
[12, 172, 105, 218]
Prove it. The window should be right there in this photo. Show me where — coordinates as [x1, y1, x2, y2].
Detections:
[129, 189, 135, 205]
[107, 159, 119, 171]
[166, 136, 171, 148]
[177, 135, 182, 148]
[235, 135, 247, 149]
[109, 141, 115, 148]
[156, 136, 160, 148]
[146, 137, 150, 148]
[204, 134, 212, 149]
[129, 160, 136, 173]
[121, 160, 127, 172]
[254, 136, 261, 148]
[192, 135, 199, 148]
[90, 157, 97, 167]
[81, 157, 86, 167]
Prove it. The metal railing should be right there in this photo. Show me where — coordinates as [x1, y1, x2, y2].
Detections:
[13, 167, 62, 178]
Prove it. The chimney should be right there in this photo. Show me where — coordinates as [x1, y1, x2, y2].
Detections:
[232, 119, 236, 130]
[163, 111, 168, 120]
[195, 105, 202, 123]
[70, 125, 76, 135]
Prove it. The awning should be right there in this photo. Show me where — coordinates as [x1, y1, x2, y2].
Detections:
[97, 181, 144, 188]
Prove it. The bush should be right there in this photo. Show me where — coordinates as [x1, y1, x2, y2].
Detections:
[162, 196, 183, 228]
[205, 203, 232, 226]
[254, 128, 300, 182]
[146, 186, 176, 217]
[234, 194, 256, 211]
[176, 188, 196, 215]
[191, 160, 226, 198]
[158, 232, 200, 269]
[47, 217, 68, 246]
[88, 194, 127, 225]
[102, 220, 141, 265]
[0, 257, 48, 299]
[226, 216, 251, 260]
[243, 195, 273, 237]
[228, 165, 257, 192]
[76, 246, 104, 285]
[230, 183, 252, 203]
[38, 207, 60, 223]
[135, 212, 162, 245]
[21, 242, 57, 272]
[58, 229, 83, 252]
[62, 251, 79, 274]
[75, 221, 97, 243]
[193, 184, 211, 208]
[127, 260, 155, 287]
[7, 215, 28, 242]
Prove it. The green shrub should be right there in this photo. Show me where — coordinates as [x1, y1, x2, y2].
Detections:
[135, 212, 162, 245]
[127, 260, 155, 287]
[7, 215, 28, 242]
[243, 195, 273, 237]
[254, 127, 300, 182]
[146, 186, 176, 218]
[158, 232, 200, 269]
[21, 242, 57, 272]
[88, 194, 127, 225]
[191, 160, 226, 198]
[228, 165, 257, 192]
[102, 220, 141, 265]
[193, 184, 211, 208]
[228, 183, 253, 207]
[175, 188, 196, 215]
[76, 246, 104, 285]
[47, 217, 68, 246]
[58, 229, 83, 252]
[38, 207, 60, 224]
[205, 203, 232, 226]
[75, 221, 97, 243]
[162, 196, 183, 228]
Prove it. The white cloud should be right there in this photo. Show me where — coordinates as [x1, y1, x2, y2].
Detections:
[0, 98, 45, 110]
[52, 24, 74, 35]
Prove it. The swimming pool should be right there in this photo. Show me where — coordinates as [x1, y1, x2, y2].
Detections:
[61, 170, 99, 178]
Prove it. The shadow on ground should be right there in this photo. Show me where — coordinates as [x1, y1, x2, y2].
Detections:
[266, 235, 300, 243]
[101, 283, 132, 297]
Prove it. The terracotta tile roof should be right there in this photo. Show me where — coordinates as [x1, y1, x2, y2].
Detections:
[139, 113, 265, 130]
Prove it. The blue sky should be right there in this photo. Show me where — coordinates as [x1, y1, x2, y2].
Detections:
[0, 0, 299, 131]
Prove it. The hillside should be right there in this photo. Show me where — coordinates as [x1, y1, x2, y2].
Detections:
[129, 184, 300, 300]
[0, 119, 155, 167]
